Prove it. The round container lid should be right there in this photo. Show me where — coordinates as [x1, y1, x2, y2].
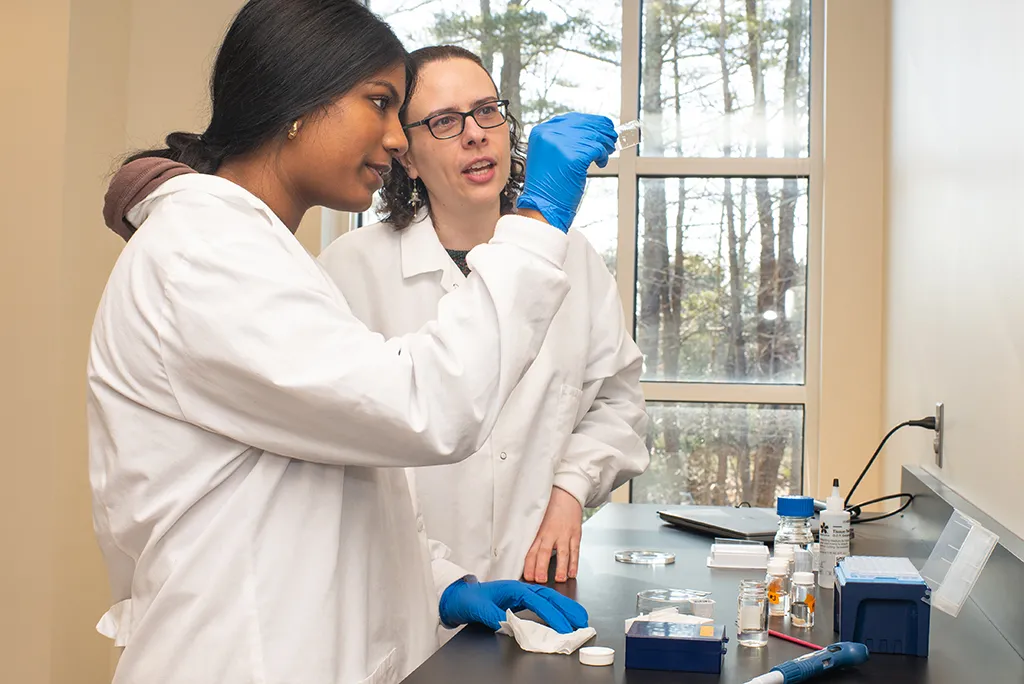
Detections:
[579, 646, 615, 666]
[614, 550, 676, 565]
[792, 571, 815, 585]
[777, 495, 815, 517]
[768, 557, 789, 574]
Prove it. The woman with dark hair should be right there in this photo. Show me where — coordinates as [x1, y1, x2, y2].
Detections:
[319, 47, 649, 597]
[89, 2, 615, 682]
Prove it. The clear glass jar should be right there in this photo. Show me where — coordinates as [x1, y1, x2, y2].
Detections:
[774, 496, 816, 561]
[766, 557, 791, 617]
[736, 580, 769, 647]
[790, 571, 816, 628]
[775, 516, 816, 549]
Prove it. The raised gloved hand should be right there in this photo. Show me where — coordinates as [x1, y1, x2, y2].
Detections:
[516, 113, 617, 232]
[438, 578, 589, 634]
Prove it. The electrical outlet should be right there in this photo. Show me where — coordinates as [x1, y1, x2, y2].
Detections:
[934, 402, 944, 467]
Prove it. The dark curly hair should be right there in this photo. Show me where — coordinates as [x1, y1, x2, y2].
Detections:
[378, 45, 526, 229]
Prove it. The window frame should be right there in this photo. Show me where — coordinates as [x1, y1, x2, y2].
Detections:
[602, 0, 824, 502]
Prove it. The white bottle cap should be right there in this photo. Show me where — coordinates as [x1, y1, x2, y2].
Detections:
[792, 571, 815, 585]
[767, 557, 789, 575]
[579, 646, 615, 666]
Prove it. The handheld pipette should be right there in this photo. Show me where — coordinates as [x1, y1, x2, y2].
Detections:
[742, 642, 869, 684]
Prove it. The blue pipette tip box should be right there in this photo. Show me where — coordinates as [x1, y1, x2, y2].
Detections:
[834, 556, 930, 657]
[624, 621, 728, 674]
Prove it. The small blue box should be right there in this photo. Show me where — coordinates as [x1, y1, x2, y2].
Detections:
[624, 621, 728, 674]
[834, 557, 931, 656]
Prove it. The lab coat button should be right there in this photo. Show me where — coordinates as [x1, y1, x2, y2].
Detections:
[499, 452, 508, 460]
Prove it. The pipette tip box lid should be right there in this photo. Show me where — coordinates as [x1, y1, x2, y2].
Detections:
[920, 509, 999, 618]
[625, 621, 728, 674]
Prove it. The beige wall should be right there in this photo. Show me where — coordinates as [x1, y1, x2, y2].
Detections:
[1, 1, 320, 682]
[2, 4, 70, 681]
[884, 0, 1024, 538]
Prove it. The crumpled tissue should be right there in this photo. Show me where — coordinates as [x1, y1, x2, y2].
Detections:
[624, 606, 713, 633]
[496, 609, 597, 654]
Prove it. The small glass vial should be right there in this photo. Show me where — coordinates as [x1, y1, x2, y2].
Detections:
[766, 557, 791, 617]
[774, 542, 796, 575]
[736, 580, 769, 647]
[790, 571, 816, 628]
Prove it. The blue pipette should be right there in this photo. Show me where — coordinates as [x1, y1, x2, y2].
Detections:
[742, 642, 869, 684]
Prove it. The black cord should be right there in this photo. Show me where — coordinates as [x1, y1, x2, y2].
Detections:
[844, 416, 936, 524]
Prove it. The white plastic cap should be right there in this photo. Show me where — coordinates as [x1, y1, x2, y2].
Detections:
[792, 571, 815, 585]
[579, 646, 615, 666]
[767, 557, 789, 575]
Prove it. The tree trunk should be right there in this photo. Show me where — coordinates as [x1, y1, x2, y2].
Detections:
[744, 0, 777, 382]
[720, 0, 746, 382]
[744, 0, 786, 505]
[500, 2, 524, 120]
[777, 0, 804, 376]
[718, 0, 752, 503]
[661, 28, 686, 467]
[479, 0, 494, 73]
[639, 0, 668, 379]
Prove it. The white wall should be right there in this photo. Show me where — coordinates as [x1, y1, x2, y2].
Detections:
[885, 0, 1024, 538]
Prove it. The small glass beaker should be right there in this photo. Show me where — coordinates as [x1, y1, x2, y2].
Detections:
[736, 580, 769, 647]
[636, 588, 710, 616]
[790, 571, 816, 628]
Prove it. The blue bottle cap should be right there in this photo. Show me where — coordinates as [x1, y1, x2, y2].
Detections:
[776, 496, 815, 517]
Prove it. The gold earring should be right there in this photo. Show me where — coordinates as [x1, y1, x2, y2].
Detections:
[287, 120, 300, 140]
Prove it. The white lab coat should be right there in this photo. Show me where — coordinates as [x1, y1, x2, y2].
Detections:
[87, 174, 572, 684]
[318, 213, 649, 582]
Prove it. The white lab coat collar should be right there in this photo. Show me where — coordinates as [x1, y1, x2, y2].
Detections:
[127, 173, 280, 230]
[399, 210, 467, 292]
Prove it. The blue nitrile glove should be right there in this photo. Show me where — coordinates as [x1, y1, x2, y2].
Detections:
[516, 113, 618, 232]
[438, 578, 589, 634]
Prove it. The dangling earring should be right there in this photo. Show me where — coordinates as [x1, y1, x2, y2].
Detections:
[287, 120, 300, 140]
[409, 181, 420, 208]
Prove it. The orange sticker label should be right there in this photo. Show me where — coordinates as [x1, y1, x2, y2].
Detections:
[700, 625, 715, 637]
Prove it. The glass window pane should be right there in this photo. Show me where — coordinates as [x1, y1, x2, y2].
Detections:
[575, 178, 618, 275]
[635, 177, 808, 384]
[631, 402, 804, 506]
[640, 0, 811, 158]
[370, 0, 622, 127]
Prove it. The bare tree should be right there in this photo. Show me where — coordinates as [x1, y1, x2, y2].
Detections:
[638, 0, 668, 379]
[479, 0, 494, 73]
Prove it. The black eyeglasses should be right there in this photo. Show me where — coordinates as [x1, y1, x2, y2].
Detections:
[404, 100, 510, 140]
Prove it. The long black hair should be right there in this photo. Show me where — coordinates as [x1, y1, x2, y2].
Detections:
[377, 45, 526, 229]
[125, 0, 407, 173]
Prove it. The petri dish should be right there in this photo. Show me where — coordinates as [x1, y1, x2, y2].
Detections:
[614, 550, 676, 565]
[636, 588, 712, 616]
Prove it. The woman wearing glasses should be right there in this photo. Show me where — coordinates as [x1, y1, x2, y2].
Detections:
[319, 46, 650, 593]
